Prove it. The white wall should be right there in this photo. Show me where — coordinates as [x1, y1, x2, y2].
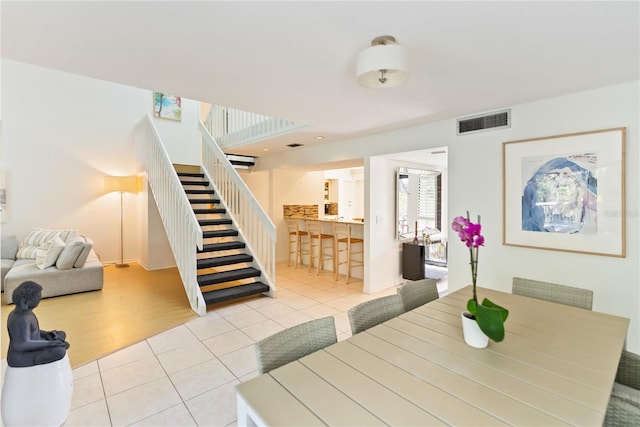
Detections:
[255, 81, 640, 352]
[1, 59, 199, 269]
[238, 169, 272, 217]
[153, 101, 200, 165]
[365, 156, 405, 290]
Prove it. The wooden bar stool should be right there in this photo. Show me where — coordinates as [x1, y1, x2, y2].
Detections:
[285, 218, 308, 268]
[306, 220, 335, 275]
[333, 222, 363, 284]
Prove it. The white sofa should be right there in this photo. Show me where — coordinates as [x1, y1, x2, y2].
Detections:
[2, 229, 104, 304]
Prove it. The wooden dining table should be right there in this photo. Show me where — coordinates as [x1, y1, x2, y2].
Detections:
[236, 285, 629, 426]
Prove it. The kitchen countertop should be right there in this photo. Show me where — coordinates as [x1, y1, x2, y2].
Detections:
[286, 216, 364, 225]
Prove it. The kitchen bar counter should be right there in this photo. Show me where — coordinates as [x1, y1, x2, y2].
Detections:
[286, 216, 364, 226]
[285, 216, 364, 276]
[285, 216, 364, 240]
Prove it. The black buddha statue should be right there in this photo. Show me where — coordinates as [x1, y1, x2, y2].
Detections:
[6, 281, 70, 368]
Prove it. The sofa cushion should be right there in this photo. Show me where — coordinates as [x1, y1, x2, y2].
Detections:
[17, 228, 77, 260]
[73, 236, 94, 268]
[2, 235, 18, 261]
[56, 239, 85, 270]
[35, 236, 65, 270]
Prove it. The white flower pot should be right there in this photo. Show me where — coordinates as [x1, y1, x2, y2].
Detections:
[461, 312, 489, 348]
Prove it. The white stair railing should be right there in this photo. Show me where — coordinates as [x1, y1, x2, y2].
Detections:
[142, 114, 206, 315]
[206, 104, 303, 149]
[199, 121, 276, 289]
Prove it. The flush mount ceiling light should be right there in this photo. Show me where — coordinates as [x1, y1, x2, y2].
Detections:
[356, 35, 409, 88]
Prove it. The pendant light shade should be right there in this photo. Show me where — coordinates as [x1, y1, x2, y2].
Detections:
[356, 35, 409, 88]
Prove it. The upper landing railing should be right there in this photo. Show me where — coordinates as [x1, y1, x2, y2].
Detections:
[206, 104, 303, 149]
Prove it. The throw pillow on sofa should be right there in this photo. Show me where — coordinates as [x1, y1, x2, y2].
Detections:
[56, 239, 85, 270]
[35, 236, 65, 270]
[73, 236, 94, 268]
[16, 228, 77, 259]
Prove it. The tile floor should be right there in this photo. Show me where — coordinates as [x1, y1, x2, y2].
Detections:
[4, 264, 447, 427]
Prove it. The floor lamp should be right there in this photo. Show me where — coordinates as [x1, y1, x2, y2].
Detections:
[104, 175, 141, 268]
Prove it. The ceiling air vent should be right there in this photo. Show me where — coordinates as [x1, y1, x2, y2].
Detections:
[457, 109, 511, 135]
[287, 143, 304, 148]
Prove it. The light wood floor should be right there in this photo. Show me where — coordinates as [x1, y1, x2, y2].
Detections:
[1, 263, 198, 369]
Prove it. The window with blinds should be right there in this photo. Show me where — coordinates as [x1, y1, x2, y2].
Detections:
[417, 172, 441, 231]
[397, 166, 442, 239]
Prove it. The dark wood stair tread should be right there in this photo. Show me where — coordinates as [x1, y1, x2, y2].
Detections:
[197, 254, 253, 269]
[185, 189, 215, 194]
[189, 199, 221, 204]
[194, 208, 226, 214]
[198, 267, 261, 286]
[203, 229, 238, 238]
[202, 282, 269, 305]
[177, 172, 205, 178]
[180, 180, 210, 186]
[199, 219, 233, 226]
[199, 241, 246, 253]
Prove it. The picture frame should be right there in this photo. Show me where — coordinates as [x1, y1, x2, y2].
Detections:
[153, 92, 182, 121]
[503, 127, 626, 257]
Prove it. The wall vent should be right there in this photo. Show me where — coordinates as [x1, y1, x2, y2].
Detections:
[457, 109, 511, 135]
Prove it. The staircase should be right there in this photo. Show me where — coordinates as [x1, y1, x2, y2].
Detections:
[141, 114, 276, 315]
[176, 165, 271, 306]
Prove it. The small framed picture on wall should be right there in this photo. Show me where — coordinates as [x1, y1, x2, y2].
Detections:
[153, 92, 182, 122]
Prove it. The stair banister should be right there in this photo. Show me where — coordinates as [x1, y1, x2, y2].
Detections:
[199, 121, 276, 288]
[142, 114, 206, 315]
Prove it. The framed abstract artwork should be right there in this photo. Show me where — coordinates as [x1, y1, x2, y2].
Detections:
[153, 92, 182, 121]
[503, 127, 626, 257]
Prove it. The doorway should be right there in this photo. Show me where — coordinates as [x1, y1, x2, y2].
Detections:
[387, 147, 449, 294]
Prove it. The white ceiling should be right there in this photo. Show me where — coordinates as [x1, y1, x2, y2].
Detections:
[2, 1, 638, 158]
